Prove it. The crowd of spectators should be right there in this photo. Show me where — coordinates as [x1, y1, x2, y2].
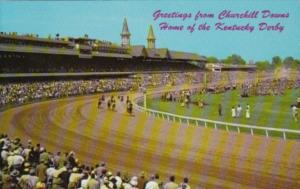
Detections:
[0, 79, 137, 108]
[0, 134, 192, 189]
[241, 77, 300, 97]
[3, 70, 300, 108]
[0, 63, 200, 74]
[138, 72, 204, 88]
[205, 71, 300, 97]
[0, 72, 205, 108]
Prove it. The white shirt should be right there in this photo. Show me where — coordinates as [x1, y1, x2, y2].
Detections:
[292, 106, 298, 114]
[22, 148, 31, 158]
[231, 108, 236, 117]
[7, 155, 14, 167]
[164, 182, 178, 189]
[115, 176, 123, 189]
[145, 180, 159, 189]
[13, 154, 24, 165]
[46, 167, 56, 178]
[1, 150, 8, 161]
[79, 178, 89, 189]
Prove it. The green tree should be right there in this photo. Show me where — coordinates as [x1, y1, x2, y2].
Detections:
[206, 56, 219, 63]
[283, 56, 294, 68]
[291, 59, 300, 70]
[255, 60, 270, 70]
[222, 54, 246, 65]
[271, 56, 282, 68]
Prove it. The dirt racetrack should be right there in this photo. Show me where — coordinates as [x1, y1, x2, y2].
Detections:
[1, 92, 300, 189]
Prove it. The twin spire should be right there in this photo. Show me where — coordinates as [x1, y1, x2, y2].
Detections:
[147, 25, 156, 49]
[121, 18, 131, 47]
[120, 18, 156, 48]
[147, 25, 155, 40]
[121, 18, 131, 37]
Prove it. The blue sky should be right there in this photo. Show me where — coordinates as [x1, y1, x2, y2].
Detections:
[0, 0, 299, 62]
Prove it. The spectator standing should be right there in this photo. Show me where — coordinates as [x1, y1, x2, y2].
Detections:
[36, 160, 48, 183]
[27, 168, 39, 189]
[292, 105, 298, 122]
[86, 173, 100, 189]
[178, 178, 191, 189]
[145, 175, 159, 189]
[246, 104, 250, 119]
[137, 172, 147, 189]
[218, 104, 222, 116]
[237, 104, 242, 118]
[231, 106, 236, 118]
[163, 175, 178, 189]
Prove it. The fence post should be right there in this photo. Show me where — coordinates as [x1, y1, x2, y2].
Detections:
[226, 125, 229, 132]
[179, 118, 182, 124]
[196, 120, 199, 126]
[250, 128, 254, 136]
[265, 130, 269, 138]
[167, 115, 170, 121]
[237, 127, 240, 133]
[214, 123, 217, 130]
[205, 122, 207, 128]
[187, 119, 189, 126]
[283, 132, 286, 140]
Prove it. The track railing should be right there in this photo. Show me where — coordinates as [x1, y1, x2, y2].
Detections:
[133, 95, 300, 140]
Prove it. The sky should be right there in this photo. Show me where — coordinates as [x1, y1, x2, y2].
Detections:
[0, 0, 299, 62]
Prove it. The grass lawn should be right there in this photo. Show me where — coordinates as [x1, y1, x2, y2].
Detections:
[145, 89, 300, 138]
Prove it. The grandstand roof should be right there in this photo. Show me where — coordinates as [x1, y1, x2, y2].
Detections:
[145, 48, 168, 59]
[130, 45, 146, 57]
[130, 45, 205, 62]
[169, 50, 205, 61]
[0, 44, 76, 55]
[0, 33, 70, 45]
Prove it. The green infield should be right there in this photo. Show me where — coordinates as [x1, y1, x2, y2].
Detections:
[146, 89, 300, 138]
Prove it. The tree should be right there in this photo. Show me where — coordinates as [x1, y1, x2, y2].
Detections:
[206, 56, 219, 63]
[291, 59, 300, 70]
[255, 60, 270, 70]
[271, 56, 282, 68]
[56, 33, 60, 40]
[283, 56, 294, 68]
[222, 54, 246, 65]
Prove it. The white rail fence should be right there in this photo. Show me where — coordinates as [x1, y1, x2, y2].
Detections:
[133, 96, 300, 140]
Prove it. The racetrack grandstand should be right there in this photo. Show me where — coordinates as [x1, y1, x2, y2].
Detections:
[0, 25, 206, 74]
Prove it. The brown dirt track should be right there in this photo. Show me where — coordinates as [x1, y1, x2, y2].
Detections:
[1, 93, 300, 189]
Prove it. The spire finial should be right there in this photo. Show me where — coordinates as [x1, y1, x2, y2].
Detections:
[147, 25, 155, 40]
[121, 18, 131, 47]
[121, 17, 130, 36]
